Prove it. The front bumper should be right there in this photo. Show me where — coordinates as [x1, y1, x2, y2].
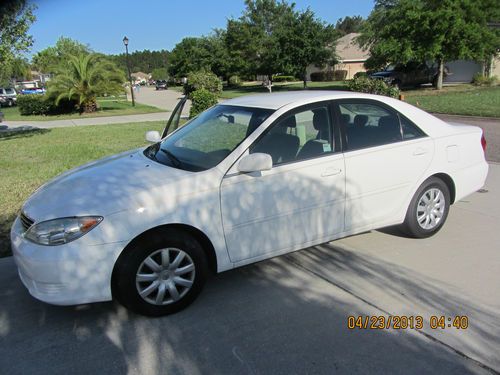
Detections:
[11, 217, 127, 306]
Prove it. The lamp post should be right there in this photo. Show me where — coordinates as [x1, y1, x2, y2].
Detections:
[122, 36, 135, 106]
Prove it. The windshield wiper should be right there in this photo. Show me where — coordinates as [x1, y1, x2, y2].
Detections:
[160, 148, 181, 167]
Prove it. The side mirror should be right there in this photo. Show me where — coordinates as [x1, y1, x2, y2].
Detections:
[145, 130, 161, 143]
[238, 153, 272, 173]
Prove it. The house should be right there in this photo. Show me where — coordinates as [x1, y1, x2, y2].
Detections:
[306, 33, 369, 80]
[307, 32, 499, 83]
[131, 72, 151, 85]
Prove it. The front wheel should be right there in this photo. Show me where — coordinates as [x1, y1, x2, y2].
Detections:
[401, 177, 450, 238]
[113, 230, 208, 316]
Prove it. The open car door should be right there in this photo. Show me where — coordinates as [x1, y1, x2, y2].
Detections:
[161, 96, 188, 138]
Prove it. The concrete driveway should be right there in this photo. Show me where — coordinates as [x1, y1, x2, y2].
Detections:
[130, 86, 191, 116]
[0, 164, 498, 374]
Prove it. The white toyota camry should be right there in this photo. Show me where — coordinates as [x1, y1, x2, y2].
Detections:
[11, 91, 488, 316]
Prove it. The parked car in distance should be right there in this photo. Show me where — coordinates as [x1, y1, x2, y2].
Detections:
[370, 62, 438, 89]
[12, 91, 488, 316]
[155, 80, 168, 90]
[20, 87, 46, 95]
[0, 87, 17, 107]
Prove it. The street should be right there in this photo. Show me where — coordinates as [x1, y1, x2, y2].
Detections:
[1, 164, 498, 374]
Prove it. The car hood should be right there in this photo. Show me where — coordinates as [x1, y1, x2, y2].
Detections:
[22, 148, 193, 221]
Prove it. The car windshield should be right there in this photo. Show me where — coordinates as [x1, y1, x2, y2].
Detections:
[144, 105, 274, 171]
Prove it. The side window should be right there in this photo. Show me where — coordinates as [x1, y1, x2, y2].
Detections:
[399, 114, 426, 140]
[250, 105, 335, 166]
[339, 101, 402, 151]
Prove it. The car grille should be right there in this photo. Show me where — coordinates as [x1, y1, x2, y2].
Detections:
[19, 212, 35, 232]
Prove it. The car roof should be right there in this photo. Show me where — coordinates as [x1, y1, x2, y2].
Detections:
[223, 90, 387, 110]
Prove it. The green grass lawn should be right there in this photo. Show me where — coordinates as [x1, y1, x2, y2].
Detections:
[404, 85, 500, 117]
[2, 98, 165, 121]
[0, 121, 165, 257]
[220, 81, 349, 99]
[220, 81, 500, 117]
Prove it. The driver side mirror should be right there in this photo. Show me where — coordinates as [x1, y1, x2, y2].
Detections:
[238, 153, 272, 173]
[145, 130, 161, 143]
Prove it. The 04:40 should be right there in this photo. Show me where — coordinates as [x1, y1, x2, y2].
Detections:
[429, 316, 469, 329]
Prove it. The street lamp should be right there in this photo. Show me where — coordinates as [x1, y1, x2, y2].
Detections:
[123, 36, 135, 106]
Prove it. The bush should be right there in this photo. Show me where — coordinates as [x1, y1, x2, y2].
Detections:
[310, 71, 327, 82]
[17, 95, 51, 115]
[184, 70, 222, 97]
[228, 75, 242, 87]
[353, 71, 368, 79]
[189, 88, 218, 118]
[272, 75, 296, 83]
[472, 73, 498, 86]
[334, 70, 348, 81]
[348, 76, 400, 98]
[17, 94, 78, 116]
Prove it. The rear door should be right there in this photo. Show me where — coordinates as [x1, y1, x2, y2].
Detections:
[337, 99, 434, 231]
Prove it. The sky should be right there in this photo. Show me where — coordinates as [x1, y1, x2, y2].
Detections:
[27, 0, 374, 56]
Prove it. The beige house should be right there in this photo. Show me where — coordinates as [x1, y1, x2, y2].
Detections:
[307, 32, 499, 82]
[131, 72, 151, 85]
[307, 33, 369, 80]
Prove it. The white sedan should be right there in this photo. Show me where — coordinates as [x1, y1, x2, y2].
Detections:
[11, 91, 488, 316]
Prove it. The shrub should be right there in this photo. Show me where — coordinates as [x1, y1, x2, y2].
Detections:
[334, 70, 348, 81]
[189, 88, 218, 118]
[184, 70, 222, 97]
[228, 75, 242, 87]
[17, 94, 51, 115]
[17, 94, 78, 116]
[310, 71, 327, 82]
[272, 75, 296, 83]
[353, 71, 368, 79]
[472, 73, 498, 86]
[348, 76, 400, 98]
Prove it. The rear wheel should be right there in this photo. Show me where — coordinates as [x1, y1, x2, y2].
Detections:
[113, 230, 208, 316]
[401, 177, 450, 238]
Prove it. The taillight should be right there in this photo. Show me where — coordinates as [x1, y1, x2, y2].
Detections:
[481, 133, 487, 154]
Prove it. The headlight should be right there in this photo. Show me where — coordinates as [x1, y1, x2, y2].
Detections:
[24, 216, 103, 246]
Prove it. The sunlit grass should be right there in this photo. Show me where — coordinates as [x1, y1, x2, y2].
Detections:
[0, 121, 166, 257]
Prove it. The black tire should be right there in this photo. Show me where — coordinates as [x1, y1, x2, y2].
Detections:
[392, 79, 402, 90]
[401, 177, 450, 238]
[113, 229, 208, 316]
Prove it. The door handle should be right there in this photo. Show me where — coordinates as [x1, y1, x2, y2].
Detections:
[413, 148, 428, 156]
[321, 168, 342, 177]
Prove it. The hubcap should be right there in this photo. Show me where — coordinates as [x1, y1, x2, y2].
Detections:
[416, 188, 445, 230]
[135, 248, 195, 306]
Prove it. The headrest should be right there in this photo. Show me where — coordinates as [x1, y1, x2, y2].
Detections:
[354, 115, 368, 128]
[313, 110, 329, 131]
[279, 115, 296, 128]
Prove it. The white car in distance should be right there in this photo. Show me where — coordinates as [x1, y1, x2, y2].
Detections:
[11, 91, 488, 316]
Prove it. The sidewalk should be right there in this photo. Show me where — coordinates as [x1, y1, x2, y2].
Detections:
[3, 112, 169, 129]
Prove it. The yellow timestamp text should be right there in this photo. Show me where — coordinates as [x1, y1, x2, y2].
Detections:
[347, 315, 469, 330]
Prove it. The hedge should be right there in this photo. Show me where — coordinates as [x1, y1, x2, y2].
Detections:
[17, 94, 78, 116]
[189, 88, 219, 118]
[348, 76, 400, 98]
[272, 75, 296, 83]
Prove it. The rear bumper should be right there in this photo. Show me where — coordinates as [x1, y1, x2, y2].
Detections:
[453, 161, 489, 202]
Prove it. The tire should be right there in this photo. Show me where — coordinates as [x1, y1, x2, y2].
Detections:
[392, 80, 402, 90]
[401, 177, 450, 238]
[113, 229, 208, 316]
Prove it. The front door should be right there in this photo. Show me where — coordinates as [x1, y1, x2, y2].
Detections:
[220, 103, 346, 264]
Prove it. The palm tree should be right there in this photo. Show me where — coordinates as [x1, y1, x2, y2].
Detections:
[48, 53, 125, 113]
